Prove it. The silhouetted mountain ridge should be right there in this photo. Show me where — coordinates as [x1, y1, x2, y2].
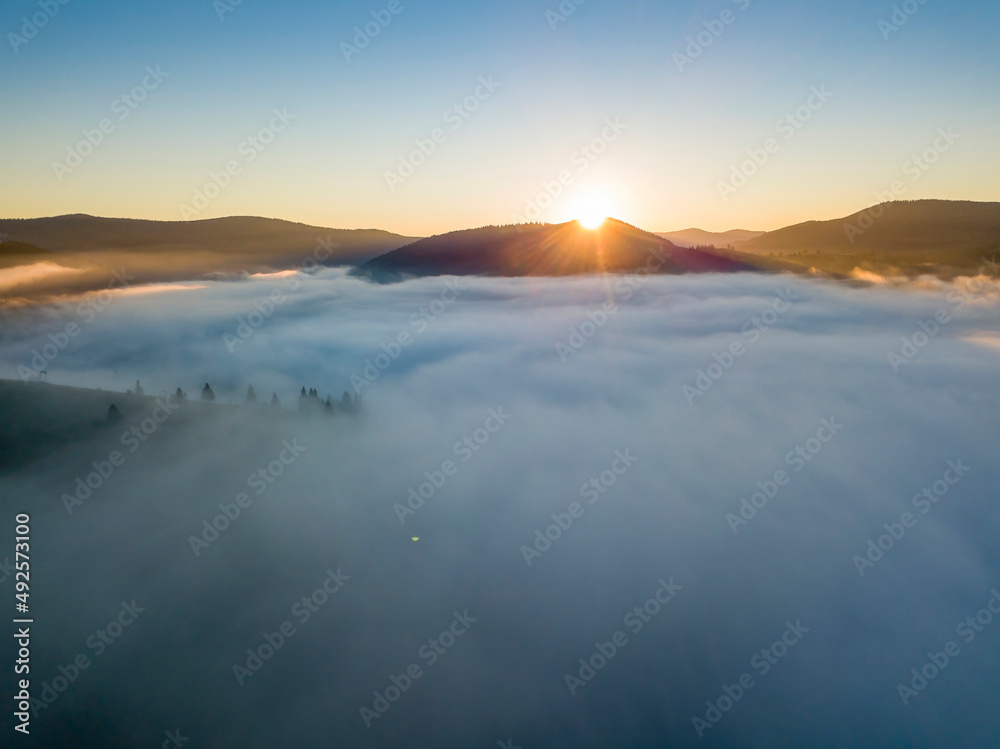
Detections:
[740, 200, 1000, 257]
[655, 228, 764, 248]
[0, 213, 417, 262]
[0, 214, 419, 302]
[354, 219, 754, 281]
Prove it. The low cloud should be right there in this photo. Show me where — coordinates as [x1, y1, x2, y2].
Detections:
[0, 262, 84, 292]
[0, 270, 998, 747]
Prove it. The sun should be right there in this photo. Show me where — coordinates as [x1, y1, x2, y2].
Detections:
[566, 189, 616, 230]
[577, 214, 607, 230]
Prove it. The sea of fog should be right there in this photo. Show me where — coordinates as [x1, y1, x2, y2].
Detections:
[1, 269, 999, 747]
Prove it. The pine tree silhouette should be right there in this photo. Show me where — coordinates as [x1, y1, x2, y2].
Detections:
[270, 392, 282, 410]
[201, 383, 215, 401]
[340, 390, 359, 413]
[175, 387, 187, 402]
[134, 380, 144, 396]
[107, 404, 122, 424]
[245, 384, 257, 404]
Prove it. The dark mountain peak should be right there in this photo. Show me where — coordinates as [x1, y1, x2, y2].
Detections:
[354, 218, 753, 281]
[740, 199, 1000, 257]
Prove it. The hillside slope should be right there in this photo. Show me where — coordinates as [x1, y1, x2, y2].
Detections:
[726, 200, 1000, 279]
[0, 214, 416, 263]
[655, 228, 764, 248]
[0, 214, 419, 302]
[355, 219, 755, 281]
[740, 200, 1000, 257]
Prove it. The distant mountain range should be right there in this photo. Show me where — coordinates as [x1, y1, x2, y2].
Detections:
[738, 200, 1000, 256]
[0, 214, 415, 263]
[723, 200, 1000, 278]
[2, 200, 998, 301]
[655, 228, 764, 248]
[353, 219, 753, 282]
[0, 214, 417, 300]
[357, 200, 1000, 282]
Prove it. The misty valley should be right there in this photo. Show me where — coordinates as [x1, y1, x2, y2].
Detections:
[3, 1, 999, 743]
[2, 261, 998, 747]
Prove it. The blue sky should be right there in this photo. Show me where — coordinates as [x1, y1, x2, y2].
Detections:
[2, 0, 998, 234]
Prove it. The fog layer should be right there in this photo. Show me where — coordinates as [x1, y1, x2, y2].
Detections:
[1, 269, 998, 748]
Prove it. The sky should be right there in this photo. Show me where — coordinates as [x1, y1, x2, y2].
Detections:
[1, 269, 999, 746]
[1, 0, 998, 235]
